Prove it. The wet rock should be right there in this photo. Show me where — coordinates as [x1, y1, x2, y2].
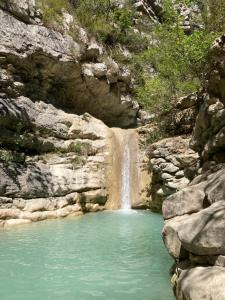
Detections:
[4, 219, 32, 227]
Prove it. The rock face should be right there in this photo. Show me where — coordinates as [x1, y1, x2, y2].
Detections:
[191, 35, 225, 161]
[0, 0, 41, 24]
[148, 136, 199, 211]
[162, 35, 225, 300]
[0, 3, 141, 226]
[0, 95, 110, 226]
[165, 93, 201, 135]
[0, 6, 138, 128]
[134, 0, 162, 20]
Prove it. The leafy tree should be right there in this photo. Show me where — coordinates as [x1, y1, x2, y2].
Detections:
[135, 0, 217, 115]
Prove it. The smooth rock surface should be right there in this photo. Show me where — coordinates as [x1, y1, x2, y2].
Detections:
[178, 201, 225, 256]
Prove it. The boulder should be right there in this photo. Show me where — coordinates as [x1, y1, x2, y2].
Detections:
[162, 215, 189, 259]
[178, 201, 225, 256]
[162, 183, 206, 219]
[176, 267, 225, 300]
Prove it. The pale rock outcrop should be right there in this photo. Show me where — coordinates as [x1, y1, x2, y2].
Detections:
[0, 2, 142, 227]
[0, 8, 138, 127]
[0, 86, 111, 227]
[148, 136, 199, 211]
[174, 2, 202, 34]
[134, 0, 162, 20]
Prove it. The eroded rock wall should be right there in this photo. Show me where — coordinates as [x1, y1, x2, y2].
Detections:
[0, 4, 138, 128]
[0, 95, 111, 226]
[0, 1, 141, 226]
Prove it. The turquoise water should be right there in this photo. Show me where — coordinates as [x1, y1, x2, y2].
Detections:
[0, 211, 175, 300]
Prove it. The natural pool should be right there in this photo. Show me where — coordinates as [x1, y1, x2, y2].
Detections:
[0, 210, 175, 300]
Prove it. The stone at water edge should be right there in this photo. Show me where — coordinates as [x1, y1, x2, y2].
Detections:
[162, 215, 189, 259]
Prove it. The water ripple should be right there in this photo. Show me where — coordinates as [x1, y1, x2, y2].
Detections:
[0, 211, 175, 300]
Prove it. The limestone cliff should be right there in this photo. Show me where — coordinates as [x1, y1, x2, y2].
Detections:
[0, 0, 143, 226]
[0, 2, 139, 128]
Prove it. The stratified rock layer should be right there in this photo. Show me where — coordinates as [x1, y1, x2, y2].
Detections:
[0, 95, 110, 226]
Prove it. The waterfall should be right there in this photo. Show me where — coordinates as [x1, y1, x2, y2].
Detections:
[121, 142, 132, 210]
[106, 128, 139, 210]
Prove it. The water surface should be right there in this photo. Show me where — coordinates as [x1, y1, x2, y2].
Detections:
[0, 211, 174, 300]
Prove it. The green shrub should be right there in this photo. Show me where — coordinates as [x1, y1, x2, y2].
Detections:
[136, 76, 172, 114]
[38, 0, 70, 27]
[68, 142, 83, 155]
[0, 149, 15, 163]
[75, 0, 136, 45]
[68, 142, 92, 156]
[146, 127, 168, 144]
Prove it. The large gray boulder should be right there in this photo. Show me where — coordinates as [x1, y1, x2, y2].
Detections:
[163, 168, 225, 220]
[162, 215, 189, 259]
[178, 201, 225, 256]
[176, 267, 225, 300]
